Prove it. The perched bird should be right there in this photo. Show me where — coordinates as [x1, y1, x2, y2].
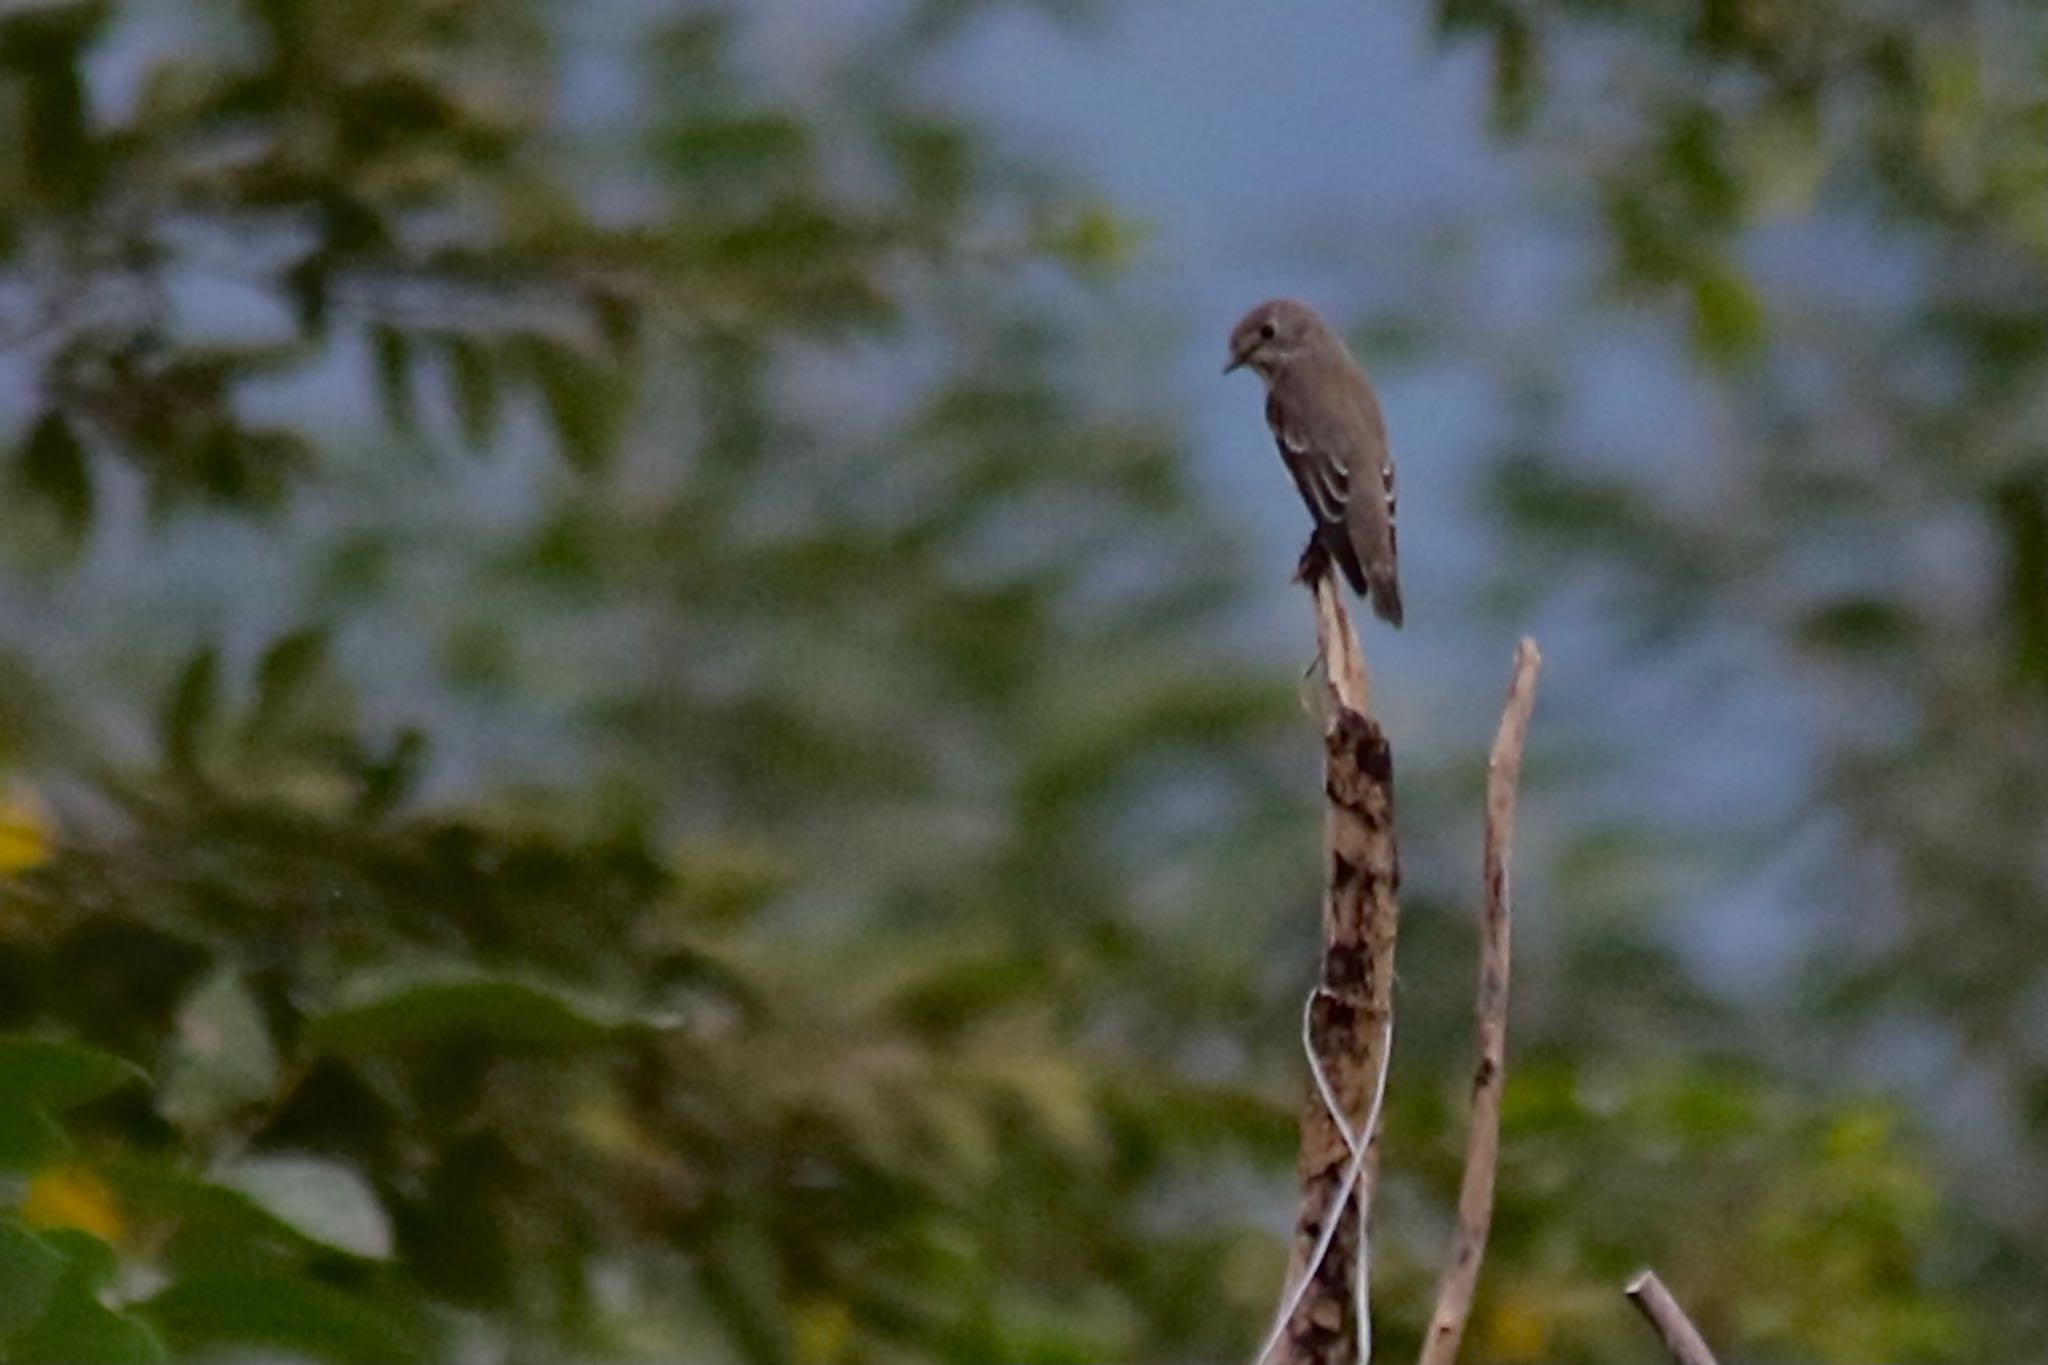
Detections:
[1224, 298, 1402, 627]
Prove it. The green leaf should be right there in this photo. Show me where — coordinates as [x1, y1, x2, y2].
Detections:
[884, 115, 973, 214]
[1734, 95, 1827, 219]
[0, 1, 111, 67]
[0, 1106, 69, 1172]
[145, 1271, 432, 1365]
[354, 726, 427, 817]
[370, 324, 415, 433]
[656, 112, 811, 185]
[9, 1228, 164, 1365]
[19, 61, 91, 203]
[0, 1040, 138, 1169]
[15, 1288, 164, 1364]
[696, 1223, 790, 1364]
[161, 970, 280, 1136]
[0, 1219, 66, 1340]
[248, 626, 333, 739]
[213, 1155, 392, 1259]
[160, 645, 220, 775]
[0, 1037, 145, 1113]
[15, 412, 92, 542]
[34, 1227, 114, 1288]
[1689, 260, 1765, 362]
[522, 338, 627, 473]
[103, 1160, 343, 1274]
[304, 969, 626, 1052]
[988, 1288, 1131, 1365]
[217, 426, 314, 505]
[1486, 7, 1539, 134]
[589, 288, 640, 365]
[443, 335, 500, 452]
[283, 254, 330, 334]
[1662, 104, 1741, 228]
[1035, 203, 1147, 276]
[1797, 597, 1917, 658]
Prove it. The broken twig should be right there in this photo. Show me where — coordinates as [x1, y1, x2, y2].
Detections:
[1417, 639, 1540, 1365]
[1625, 1269, 1720, 1365]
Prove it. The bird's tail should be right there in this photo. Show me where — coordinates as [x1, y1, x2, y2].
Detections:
[1367, 562, 1403, 628]
[1300, 533, 1400, 628]
[1327, 533, 1369, 598]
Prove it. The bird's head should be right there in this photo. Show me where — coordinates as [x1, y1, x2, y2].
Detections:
[1224, 298, 1325, 378]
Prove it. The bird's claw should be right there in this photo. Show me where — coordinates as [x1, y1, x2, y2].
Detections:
[1293, 537, 1330, 587]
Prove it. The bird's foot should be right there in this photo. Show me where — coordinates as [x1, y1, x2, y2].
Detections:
[1293, 536, 1331, 587]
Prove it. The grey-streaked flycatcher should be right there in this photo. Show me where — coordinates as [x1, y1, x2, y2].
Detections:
[1224, 298, 1403, 627]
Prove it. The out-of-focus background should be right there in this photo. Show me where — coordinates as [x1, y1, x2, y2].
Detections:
[0, 0, 2042, 1359]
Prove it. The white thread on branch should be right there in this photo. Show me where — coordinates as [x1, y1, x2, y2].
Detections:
[1249, 988, 1395, 1365]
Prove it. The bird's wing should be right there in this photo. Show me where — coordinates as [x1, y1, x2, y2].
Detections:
[1347, 435, 1402, 626]
[1266, 386, 1368, 594]
[1268, 363, 1401, 623]
[1346, 433, 1395, 576]
[1268, 393, 1350, 525]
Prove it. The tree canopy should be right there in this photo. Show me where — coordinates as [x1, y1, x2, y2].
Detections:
[0, 0, 2031, 1360]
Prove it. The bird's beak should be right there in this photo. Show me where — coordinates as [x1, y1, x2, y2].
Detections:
[1223, 348, 1248, 375]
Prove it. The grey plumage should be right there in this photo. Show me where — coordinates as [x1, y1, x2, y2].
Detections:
[1224, 298, 1402, 627]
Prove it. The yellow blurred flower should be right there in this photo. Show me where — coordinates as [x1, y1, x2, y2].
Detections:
[1480, 1285, 1553, 1362]
[0, 785, 52, 876]
[792, 1299, 853, 1364]
[23, 1164, 124, 1244]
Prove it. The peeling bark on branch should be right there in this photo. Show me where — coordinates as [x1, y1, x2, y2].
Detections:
[1278, 567, 1401, 1365]
[1266, 557, 1547, 1365]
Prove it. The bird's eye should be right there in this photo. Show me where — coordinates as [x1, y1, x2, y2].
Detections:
[1259, 323, 1276, 341]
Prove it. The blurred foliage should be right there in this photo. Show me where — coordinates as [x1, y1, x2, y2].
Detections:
[1433, 0, 2048, 1353]
[0, 0, 2011, 1360]
[0, 1, 1304, 1358]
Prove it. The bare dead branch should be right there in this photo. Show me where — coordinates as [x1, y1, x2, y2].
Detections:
[1311, 568, 1370, 717]
[1270, 565, 1400, 1365]
[1625, 1269, 1720, 1365]
[1417, 638, 1542, 1365]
